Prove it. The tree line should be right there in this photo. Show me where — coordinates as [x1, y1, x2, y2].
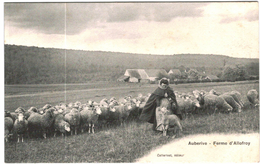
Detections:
[4, 45, 259, 84]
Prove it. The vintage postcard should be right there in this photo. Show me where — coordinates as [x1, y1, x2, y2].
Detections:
[4, 2, 259, 163]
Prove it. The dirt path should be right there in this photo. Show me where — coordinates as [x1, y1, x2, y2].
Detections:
[135, 133, 259, 163]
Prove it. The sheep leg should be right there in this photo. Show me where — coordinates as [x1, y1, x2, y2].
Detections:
[17, 135, 20, 143]
[54, 132, 57, 137]
[92, 124, 95, 134]
[163, 125, 168, 136]
[88, 124, 91, 133]
[43, 133, 47, 139]
[21, 135, 24, 143]
[75, 128, 77, 135]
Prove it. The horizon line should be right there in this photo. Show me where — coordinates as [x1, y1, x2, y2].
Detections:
[4, 43, 259, 59]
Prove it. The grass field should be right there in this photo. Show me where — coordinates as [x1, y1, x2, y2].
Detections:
[5, 80, 259, 111]
[4, 81, 259, 163]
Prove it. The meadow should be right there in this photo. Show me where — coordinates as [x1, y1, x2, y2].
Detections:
[4, 81, 259, 163]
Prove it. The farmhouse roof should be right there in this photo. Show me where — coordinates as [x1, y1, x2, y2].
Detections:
[144, 69, 168, 78]
[124, 69, 150, 79]
[168, 69, 181, 75]
[138, 69, 149, 79]
[124, 69, 168, 79]
[124, 69, 141, 79]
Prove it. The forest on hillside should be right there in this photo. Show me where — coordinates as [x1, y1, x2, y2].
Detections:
[4, 45, 259, 84]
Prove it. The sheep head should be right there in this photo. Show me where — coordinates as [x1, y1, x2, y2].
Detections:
[94, 106, 102, 115]
[190, 98, 200, 108]
[64, 122, 70, 132]
[43, 104, 52, 109]
[68, 103, 74, 108]
[5, 111, 11, 117]
[15, 107, 25, 113]
[46, 108, 55, 118]
[109, 107, 116, 112]
[126, 104, 133, 111]
[17, 113, 25, 122]
[82, 105, 90, 110]
[28, 107, 38, 113]
[209, 89, 220, 96]
[75, 101, 81, 106]
[57, 108, 64, 114]
[192, 90, 201, 99]
[159, 107, 169, 115]
[136, 101, 141, 107]
[109, 97, 116, 102]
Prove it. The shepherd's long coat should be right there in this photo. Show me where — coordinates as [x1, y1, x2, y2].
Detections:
[139, 86, 181, 124]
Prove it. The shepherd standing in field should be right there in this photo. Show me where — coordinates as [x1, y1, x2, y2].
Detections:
[139, 78, 182, 131]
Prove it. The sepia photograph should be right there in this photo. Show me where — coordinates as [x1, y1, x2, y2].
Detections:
[4, 2, 259, 163]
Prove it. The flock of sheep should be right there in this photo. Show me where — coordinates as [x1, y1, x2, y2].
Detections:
[5, 88, 259, 142]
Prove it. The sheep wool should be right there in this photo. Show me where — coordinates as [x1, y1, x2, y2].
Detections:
[5, 117, 14, 142]
[54, 114, 70, 136]
[247, 89, 259, 106]
[64, 108, 81, 135]
[13, 113, 28, 142]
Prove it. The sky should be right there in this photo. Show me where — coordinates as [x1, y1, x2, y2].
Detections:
[4, 2, 259, 58]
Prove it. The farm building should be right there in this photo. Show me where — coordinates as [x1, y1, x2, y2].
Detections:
[129, 77, 139, 83]
[117, 75, 130, 82]
[187, 69, 199, 79]
[145, 69, 169, 83]
[124, 69, 147, 82]
[168, 69, 181, 75]
[204, 75, 219, 82]
[168, 69, 182, 77]
[124, 69, 141, 82]
[122, 69, 168, 83]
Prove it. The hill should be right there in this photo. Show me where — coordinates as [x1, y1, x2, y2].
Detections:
[4, 44, 259, 84]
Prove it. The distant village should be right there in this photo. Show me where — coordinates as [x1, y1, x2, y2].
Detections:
[117, 68, 221, 84]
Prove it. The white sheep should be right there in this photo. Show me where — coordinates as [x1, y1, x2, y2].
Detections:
[127, 101, 141, 121]
[247, 89, 259, 107]
[223, 91, 244, 108]
[136, 93, 146, 103]
[100, 98, 109, 107]
[64, 108, 81, 135]
[196, 93, 233, 114]
[209, 91, 242, 113]
[219, 94, 241, 112]
[98, 105, 115, 129]
[118, 97, 128, 104]
[13, 113, 28, 143]
[80, 105, 102, 133]
[109, 102, 133, 126]
[28, 108, 55, 139]
[158, 106, 183, 137]
[24, 107, 38, 120]
[5, 111, 17, 123]
[5, 116, 14, 142]
[176, 96, 200, 118]
[53, 113, 70, 137]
